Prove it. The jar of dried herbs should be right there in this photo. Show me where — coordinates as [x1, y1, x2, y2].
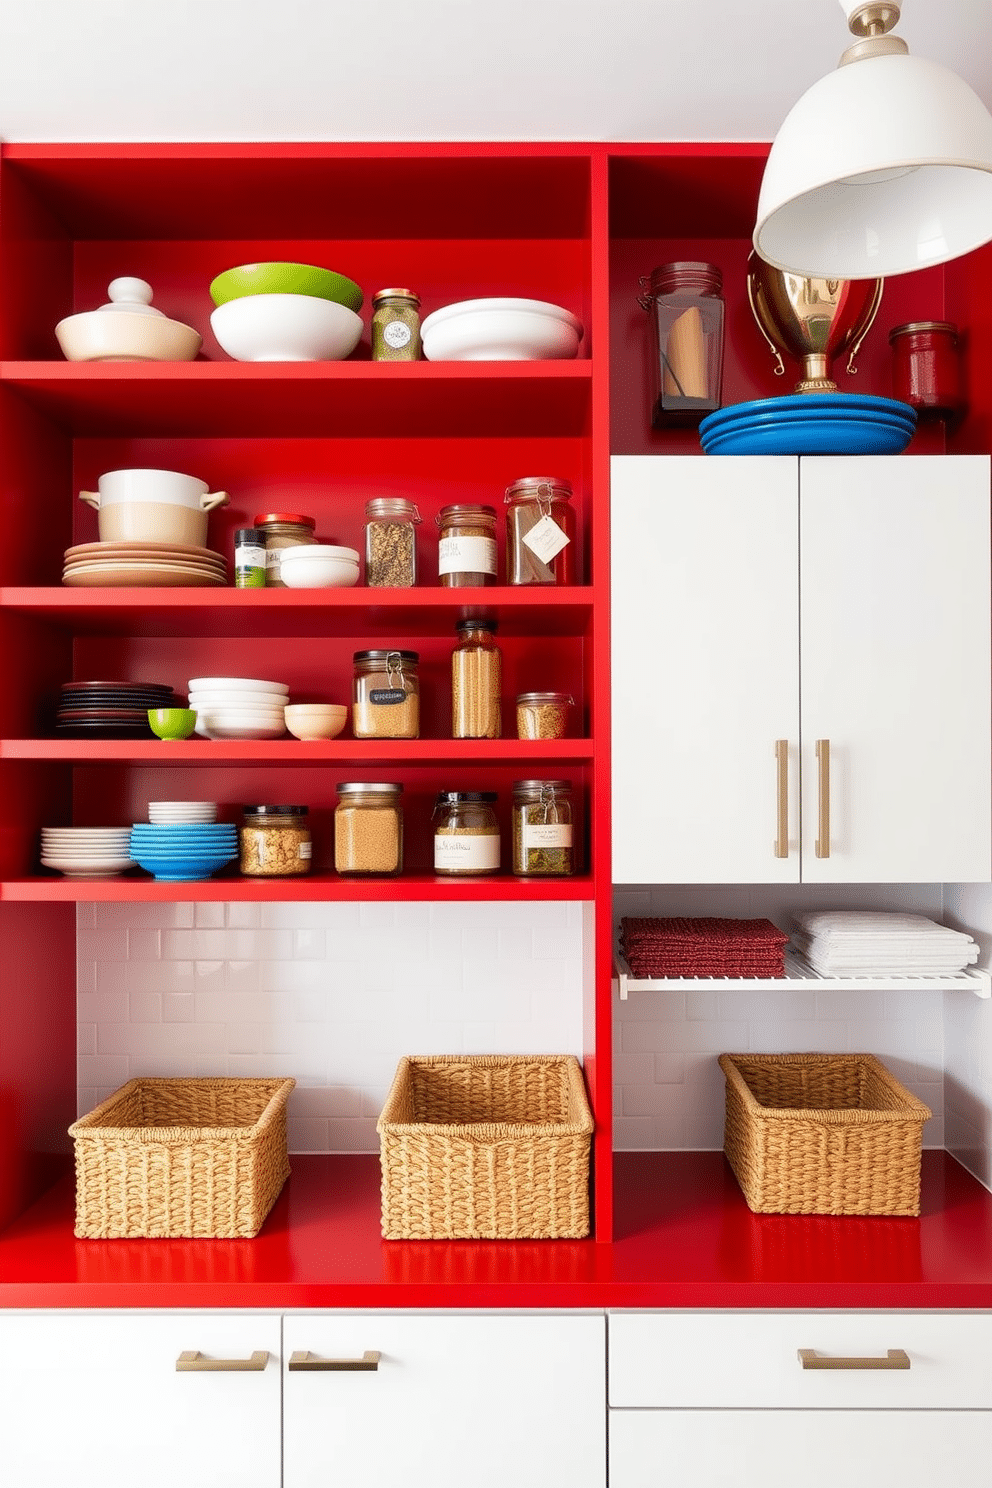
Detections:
[436, 503, 498, 587]
[371, 288, 422, 362]
[505, 477, 576, 585]
[433, 791, 500, 876]
[239, 805, 312, 877]
[252, 512, 317, 587]
[364, 497, 420, 587]
[451, 617, 501, 738]
[511, 779, 575, 877]
[352, 649, 420, 739]
[334, 782, 403, 876]
[516, 690, 574, 740]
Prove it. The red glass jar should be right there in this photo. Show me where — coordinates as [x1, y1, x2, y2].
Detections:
[889, 321, 965, 423]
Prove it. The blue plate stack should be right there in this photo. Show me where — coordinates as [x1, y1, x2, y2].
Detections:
[699, 394, 917, 456]
[130, 822, 239, 882]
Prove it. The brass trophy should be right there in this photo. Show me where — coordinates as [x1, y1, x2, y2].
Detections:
[746, 253, 884, 394]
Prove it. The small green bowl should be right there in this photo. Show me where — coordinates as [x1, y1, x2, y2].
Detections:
[209, 262, 364, 313]
[148, 708, 197, 740]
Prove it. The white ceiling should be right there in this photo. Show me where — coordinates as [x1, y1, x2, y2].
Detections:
[0, 0, 989, 144]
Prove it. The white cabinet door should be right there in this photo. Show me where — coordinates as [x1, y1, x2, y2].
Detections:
[0, 1310, 281, 1488]
[610, 1409, 992, 1488]
[799, 455, 991, 882]
[611, 455, 800, 883]
[283, 1311, 606, 1488]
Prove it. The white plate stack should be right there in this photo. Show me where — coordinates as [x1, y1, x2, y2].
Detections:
[187, 676, 290, 740]
[40, 826, 136, 878]
[147, 801, 219, 824]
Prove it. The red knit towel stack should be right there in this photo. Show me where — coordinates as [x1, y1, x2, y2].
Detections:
[619, 916, 789, 978]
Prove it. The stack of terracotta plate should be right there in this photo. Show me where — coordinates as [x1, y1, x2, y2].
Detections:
[62, 540, 228, 587]
[56, 680, 180, 737]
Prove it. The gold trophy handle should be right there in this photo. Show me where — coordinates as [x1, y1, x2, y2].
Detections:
[746, 268, 786, 377]
[845, 278, 884, 376]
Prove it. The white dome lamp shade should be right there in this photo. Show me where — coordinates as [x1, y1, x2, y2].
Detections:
[753, 0, 992, 279]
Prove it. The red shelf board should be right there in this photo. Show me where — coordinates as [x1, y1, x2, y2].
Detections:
[0, 872, 596, 903]
[0, 738, 594, 764]
[1, 1151, 990, 1309]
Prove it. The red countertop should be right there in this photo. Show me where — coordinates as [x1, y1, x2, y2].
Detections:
[2, 1151, 991, 1310]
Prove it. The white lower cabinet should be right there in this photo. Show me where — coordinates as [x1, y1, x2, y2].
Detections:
[282, 1310, 606, 1488]
[608, 1310, 992, 1488]
[0, 1310, 282, 1488]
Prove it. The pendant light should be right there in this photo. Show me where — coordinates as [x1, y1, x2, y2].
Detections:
[753, 0, 992, 279]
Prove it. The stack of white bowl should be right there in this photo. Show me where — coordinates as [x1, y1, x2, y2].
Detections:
[278, 544, 360, 589]
[188, 676, 289, 740]
[40, 826, 135, 878]
[148, 801, 219, 824]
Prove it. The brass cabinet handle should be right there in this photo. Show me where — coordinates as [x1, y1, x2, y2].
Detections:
[289, 1349, 381, 1372]
[774, 739, 789, 857]
[799, 1348, 910, 1371]
[176, 1350, 269, 1372]
[815, 737, 831, 857]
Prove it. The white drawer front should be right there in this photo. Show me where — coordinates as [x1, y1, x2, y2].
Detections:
[610, 1410, 992, 1488]
[608, 1310, 992, 1409]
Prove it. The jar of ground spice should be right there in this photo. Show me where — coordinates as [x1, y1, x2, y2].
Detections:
[252, 512, 317, 587]
[516, 690, 574, 740]
[364, 497, 420, 587]
[352, 649, 420, 739]
[239, 805, 312, 877]
[436, 503, 498, 587]
[334, 782, 403, 876]
[371, 288, 422, 362]
[433, 791, 500, 876]
[505, 477, 576, 585]
[511, 779, 575, 877]
[451, 618, 501, 738]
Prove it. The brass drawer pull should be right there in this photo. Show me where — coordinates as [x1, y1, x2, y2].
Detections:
[289, 1349, 381, 1372]
[774, 739, 789, 857]
[176, 1350, 269, 1372]
[815, 737, 831, 857]
[799, 1347, 910, 1371]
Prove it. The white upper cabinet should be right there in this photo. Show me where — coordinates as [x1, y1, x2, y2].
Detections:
[611, 454, 991, 885]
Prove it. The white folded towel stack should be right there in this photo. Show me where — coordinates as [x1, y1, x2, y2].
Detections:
[790, 910, 980, 976]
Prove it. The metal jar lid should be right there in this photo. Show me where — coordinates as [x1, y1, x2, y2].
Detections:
[372, 288, 420, 307]
[434, 791, 498, 805]
[645, 261, 723, 297]
[512, 779, 572, 794]
[365, 496, 421, 520]
[253, 512, 317, 529]
[352, 649, 419, 663]
[456, 617, 497, 634]
[436, 503, 497, 521]
[516, 691, 573, 705]
[888, 320, 959, 342]
[505, 477, 573, 504]
[337, 782, 403, 795]
[242, 804, 309, 816]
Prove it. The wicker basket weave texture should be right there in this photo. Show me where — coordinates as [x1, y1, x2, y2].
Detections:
[719, 1052, 931, 1217]
[377, 1054, 594, 1241]
[69, 1076, 294, 1239]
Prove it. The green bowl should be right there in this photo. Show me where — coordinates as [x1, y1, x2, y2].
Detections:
[209, 262, 364, 313]
[148, 708, 197, 740]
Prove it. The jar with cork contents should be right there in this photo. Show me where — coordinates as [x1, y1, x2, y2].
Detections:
[505, 477, 576, 585]
[451, 617, 501, 739]
[239, 805, 312, 877]
[352, 649, 420, 739]
[436, 503, 498, 587]
[364, 497, 420, 587]
[371, 288, 422, 362]
[433, 791, 501, 877]
[252, 512, 317, 587]
[516, 690, 574, 740]
[334, 782, 403, 876]
[511, 779, 575, 877]
[639, 261, 725, 428]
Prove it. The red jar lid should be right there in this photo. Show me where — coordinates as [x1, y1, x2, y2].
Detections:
[253, 513, 317, 528]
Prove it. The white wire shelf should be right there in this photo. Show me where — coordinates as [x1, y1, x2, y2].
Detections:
[613, 951, 992, 1000]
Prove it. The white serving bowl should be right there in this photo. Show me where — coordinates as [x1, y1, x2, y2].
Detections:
[148, 801, 218, 823]
[188, 689, 289, 709]
[188, 676, 289, 694]
[203, 717, 288, 740]
[284, 703, 348, 740]
[210, 293, 364, 362]
[278, 544, 360, 589]
[421, 297, 583, 361]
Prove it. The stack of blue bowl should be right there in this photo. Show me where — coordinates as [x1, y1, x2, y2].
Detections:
[129, 822, 239, 882]
[699, 393, 917, 456]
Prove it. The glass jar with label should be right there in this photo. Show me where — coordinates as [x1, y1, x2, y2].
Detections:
[364, 497, 420, 587]
[505, 477, 576, 585]
[334, 782, 403, 876]
[352, 649, 420, 739]
[436, 503, 498, 587]
[371, 288, 422, 362]
[234, 527, 267, 588]
[511, 779, 575, 877]
[638, 261, 725, 428]
[239, 805, 312, 877]
[451, 618, 501, 738]
[433, 791, 500, 876]
[252, 512, 317, 587]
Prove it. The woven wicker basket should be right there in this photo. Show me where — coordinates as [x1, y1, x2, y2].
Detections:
[719, 1052, 931, 1217]
[377, 1054, 594, 1240]
[69, 1076, 295, 1239]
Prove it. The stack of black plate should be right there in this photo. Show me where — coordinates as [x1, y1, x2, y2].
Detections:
[56, 680, 180, 738]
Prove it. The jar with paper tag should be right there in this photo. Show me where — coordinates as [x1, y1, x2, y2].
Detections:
[638, 261, 725, 429]
[504, 476, 576, 585]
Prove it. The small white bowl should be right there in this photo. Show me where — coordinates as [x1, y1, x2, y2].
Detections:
[284, 704, 348, 741]
[203, 719, 288, 740]
[210, 293, 364, 362]
[278, 544, 360, 589]
[421, 297, 583, 361]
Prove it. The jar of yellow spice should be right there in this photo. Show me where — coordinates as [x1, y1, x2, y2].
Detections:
[334, 782, 404, 876]
[352, 649, 420, 739]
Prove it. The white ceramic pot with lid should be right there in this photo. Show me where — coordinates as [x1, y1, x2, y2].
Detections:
[79, 468, 230, 547]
